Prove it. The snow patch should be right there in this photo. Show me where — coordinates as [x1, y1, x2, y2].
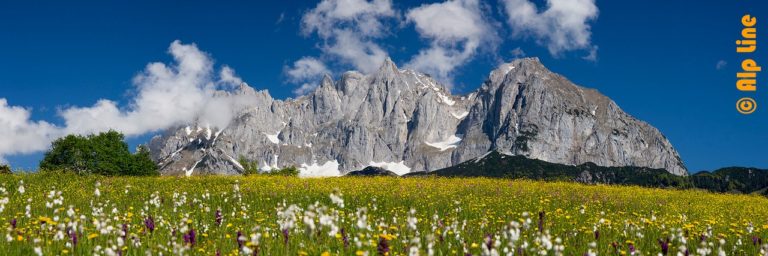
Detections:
[504, 65, 515, 75]
[299, 160, 341, 177]
[205, 126, 212, 140]
[260, 155, 280, 171]
[226, 154, 244, 171]
[185, 126, 192, 136]
[437, 93, 455, 106]
[425, 135, 462, 151]
[368, 161, 411, 176]
[451, 111, 469, 119]
[474, 151, 493, 163]
[263, 131, 280, 144]
[185, 159, 202, 177]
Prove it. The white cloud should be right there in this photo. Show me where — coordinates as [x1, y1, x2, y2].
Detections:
[582, 45, 598, 62]
[716, 60, 727, 70]
[285, 57, 330, 95]
[405, 0, 496, 86]
[510, 47, 526, 58]
[0, 40, 254, 161]
[219, 66, 243, 87]
[297, 0, 396, 74]
[0, 99, 62, 162]
[502, 0, 598, 56]
[286, 57, 329, 83]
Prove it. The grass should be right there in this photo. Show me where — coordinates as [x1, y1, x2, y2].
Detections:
[0, 173, 766, 255]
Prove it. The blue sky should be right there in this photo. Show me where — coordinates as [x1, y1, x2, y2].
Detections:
[0, 0, 766, 172]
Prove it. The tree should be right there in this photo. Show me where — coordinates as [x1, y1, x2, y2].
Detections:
[40, 130, 159, 176]
[0, 164, 11, 175]
[269, 166, 299, 177]
[238, 156, 259, 176]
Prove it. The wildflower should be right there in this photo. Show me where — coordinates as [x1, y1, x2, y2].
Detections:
[69, 229, 78, 247]
[144, 216, 155, 234]
[183, 228, 196, 247]
[282, 228, 289, 245]
[341, 228, 349, 248]
[538, 211, 545, 233]
[18, 180, 25, 194]
[594, 230, 600, 240]
[94, 181, 101, 197]
[377, 235, 390, 256]
[215, 209, 223, 226]
[330, 189, 344, 208]
[9, 218, 16, 229]
[658, 238, 670, 255]
[236, 231, 244, 248]
[34, 247, 42, 256]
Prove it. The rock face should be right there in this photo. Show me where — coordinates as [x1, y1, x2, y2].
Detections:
[148, 57, 688, 176]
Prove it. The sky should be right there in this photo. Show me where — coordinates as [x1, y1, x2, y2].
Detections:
[0, 0, 766, 173]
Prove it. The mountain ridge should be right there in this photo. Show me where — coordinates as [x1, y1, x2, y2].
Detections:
[148, 57, 688, 176]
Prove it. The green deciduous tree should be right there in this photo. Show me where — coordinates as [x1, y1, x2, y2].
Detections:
[40, 130, 159, 176]
[238, 156, 260, 176]
[0, 164, 11, 174]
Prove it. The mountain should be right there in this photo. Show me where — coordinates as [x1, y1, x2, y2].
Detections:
[406, 151, 768, 195]
[148, 57, 687, 176]
[346, 166, 399, 177]
[690, 167, 768, 194]
[405, 150, 691, 188]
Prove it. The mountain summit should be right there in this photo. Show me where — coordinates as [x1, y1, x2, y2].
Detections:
[148, 58, 687, 176]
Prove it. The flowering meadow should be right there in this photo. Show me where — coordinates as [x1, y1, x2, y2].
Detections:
[0, 174, 767, 255]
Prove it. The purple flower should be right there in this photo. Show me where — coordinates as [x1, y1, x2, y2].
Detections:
[341, 228, 349, 248]
[485, 234, 494, 249]
[658, 238, 669, 255]
[9, 219, 16, 229]
[594, 230, 600, 240]
[215, 209, 223, 226]
[628, 243, 636, 254]
[753, 235, 761, 246]
[377, 236, 390, 256]
[183, 228, 197, 247]
[237, 231, 244, 248]
[282, 228, 289, 245]
[122, 224, 128, 239]
[144, 216, 155, 234]
[69, 229, 78, 247]
[538, 211, 545, 232]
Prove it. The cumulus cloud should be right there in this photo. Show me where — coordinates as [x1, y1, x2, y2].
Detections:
[219, 66, 243, 87]
[0, 99, 61, 163]
[285, 57, 330, 95]
[510, 47, 526, 58]
[0, 40, 253, 161]
[502, 0, 598, 56]
[404, 0, 497, 86]
[286, 0, 396, 95]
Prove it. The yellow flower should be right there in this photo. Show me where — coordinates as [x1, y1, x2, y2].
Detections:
[321, 252, 331, 256]
[88, 233, 99, 239]
[298, 251, 308, 256]
[16, 235, 23, 241]
[471, 243, 479, 248]
[38, 216, 57, 225]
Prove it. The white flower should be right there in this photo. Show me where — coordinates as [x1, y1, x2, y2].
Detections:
[17, 181, 25, 194]
[33, 247, 42, 256]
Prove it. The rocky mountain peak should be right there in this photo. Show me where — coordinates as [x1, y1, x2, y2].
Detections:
[149, 57, 688, 177]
